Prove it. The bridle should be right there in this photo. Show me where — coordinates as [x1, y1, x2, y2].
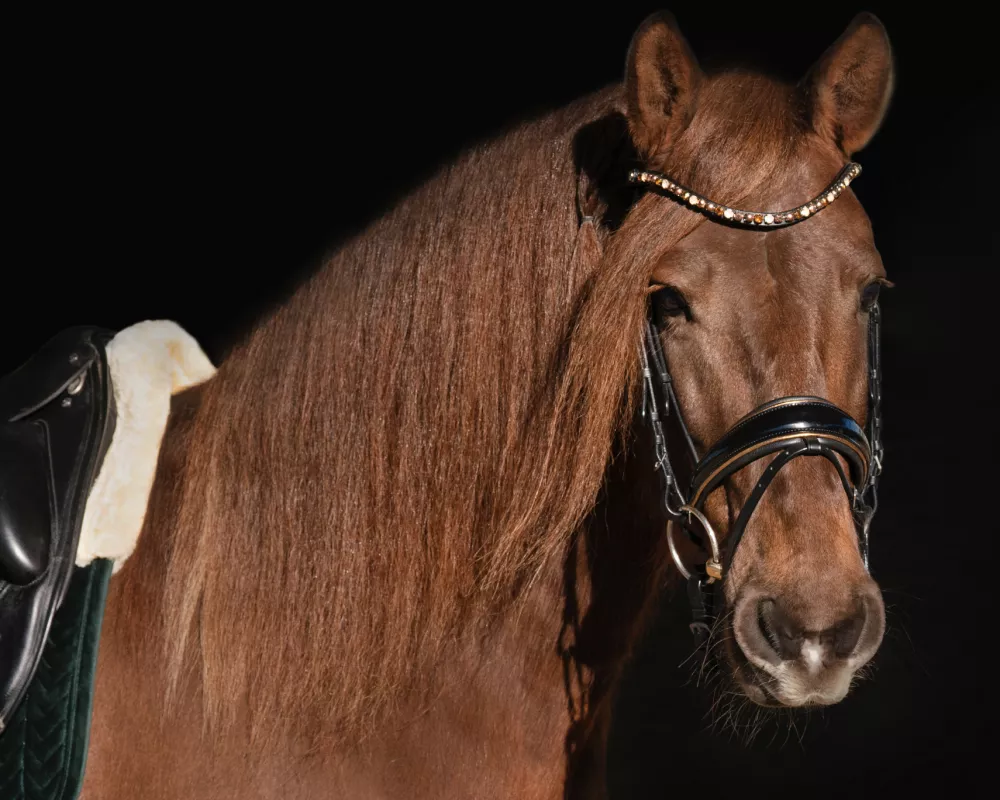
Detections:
[631, 161, 884, 646]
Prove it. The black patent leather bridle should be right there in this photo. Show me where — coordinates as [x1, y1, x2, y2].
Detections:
[631, 161, 884, 646]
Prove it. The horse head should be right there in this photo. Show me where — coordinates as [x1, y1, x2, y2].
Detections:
[613, 11, 894, 709]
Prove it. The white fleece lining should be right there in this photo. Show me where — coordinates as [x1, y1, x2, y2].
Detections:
[75, 320, 216, 572]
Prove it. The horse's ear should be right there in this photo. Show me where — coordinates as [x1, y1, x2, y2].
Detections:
[624, 12, 702, 160]
[804, 13, 894, 155]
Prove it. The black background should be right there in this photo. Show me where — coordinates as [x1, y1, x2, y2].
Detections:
[3, 5, 989, 794]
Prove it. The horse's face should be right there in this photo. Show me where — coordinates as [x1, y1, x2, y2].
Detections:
[651, 160, 887, 707]
[623, 12, 894, 707]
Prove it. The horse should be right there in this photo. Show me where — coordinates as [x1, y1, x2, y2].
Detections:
[81, 11, 895, 798]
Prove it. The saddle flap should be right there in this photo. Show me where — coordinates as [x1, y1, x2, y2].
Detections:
[0, 421, 53, 585]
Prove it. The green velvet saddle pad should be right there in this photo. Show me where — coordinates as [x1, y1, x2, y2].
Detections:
[0, 559, 113, 800]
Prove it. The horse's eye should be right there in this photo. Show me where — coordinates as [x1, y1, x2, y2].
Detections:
[860, 281, 882, 312]
[652, 285, 691, 322]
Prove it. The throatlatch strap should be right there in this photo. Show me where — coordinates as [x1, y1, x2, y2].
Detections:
[0, 560, 112, 800]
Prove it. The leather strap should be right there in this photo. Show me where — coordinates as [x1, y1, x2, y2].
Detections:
[689, 397, 871, 509]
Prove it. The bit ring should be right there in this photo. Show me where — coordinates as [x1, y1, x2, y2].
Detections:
[667, 505, 724, 583]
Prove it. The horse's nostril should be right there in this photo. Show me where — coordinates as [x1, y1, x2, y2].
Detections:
[739, 590, 881, 667]
[733, 585, 886, 706]
[734, 589, 880, 672]
[756, 600, 778, 654]
[831, 609, 864, 657]
[757, 598, 801, 660]
[733, 594, 783, 668]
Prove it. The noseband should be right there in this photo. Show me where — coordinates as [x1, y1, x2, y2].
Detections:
[631, 162, 884, 646]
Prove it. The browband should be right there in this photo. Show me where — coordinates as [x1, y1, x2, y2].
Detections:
[629, 162, 861, 230]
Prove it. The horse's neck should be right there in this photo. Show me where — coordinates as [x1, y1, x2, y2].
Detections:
[90, 375, 662, 799]
[90, 385, 577, 797]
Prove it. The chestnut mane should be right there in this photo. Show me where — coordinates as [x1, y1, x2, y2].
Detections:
[157, 76, 803, 745]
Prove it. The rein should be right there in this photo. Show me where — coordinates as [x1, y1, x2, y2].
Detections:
[632, 162, 884, 647]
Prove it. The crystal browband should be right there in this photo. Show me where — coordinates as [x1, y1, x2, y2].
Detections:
[628, 162, 862, 229]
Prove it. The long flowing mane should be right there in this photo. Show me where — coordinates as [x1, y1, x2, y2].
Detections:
[150, 67, 797, 750]
[157, 87, 648, 744]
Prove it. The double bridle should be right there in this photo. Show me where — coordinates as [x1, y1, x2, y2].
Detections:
[631, 161, 884, 646]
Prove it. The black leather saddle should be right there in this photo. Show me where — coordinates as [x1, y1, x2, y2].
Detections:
[0, 327, 115, 731]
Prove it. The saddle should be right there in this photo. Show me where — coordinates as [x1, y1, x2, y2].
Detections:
[0, 327, 116, 731]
